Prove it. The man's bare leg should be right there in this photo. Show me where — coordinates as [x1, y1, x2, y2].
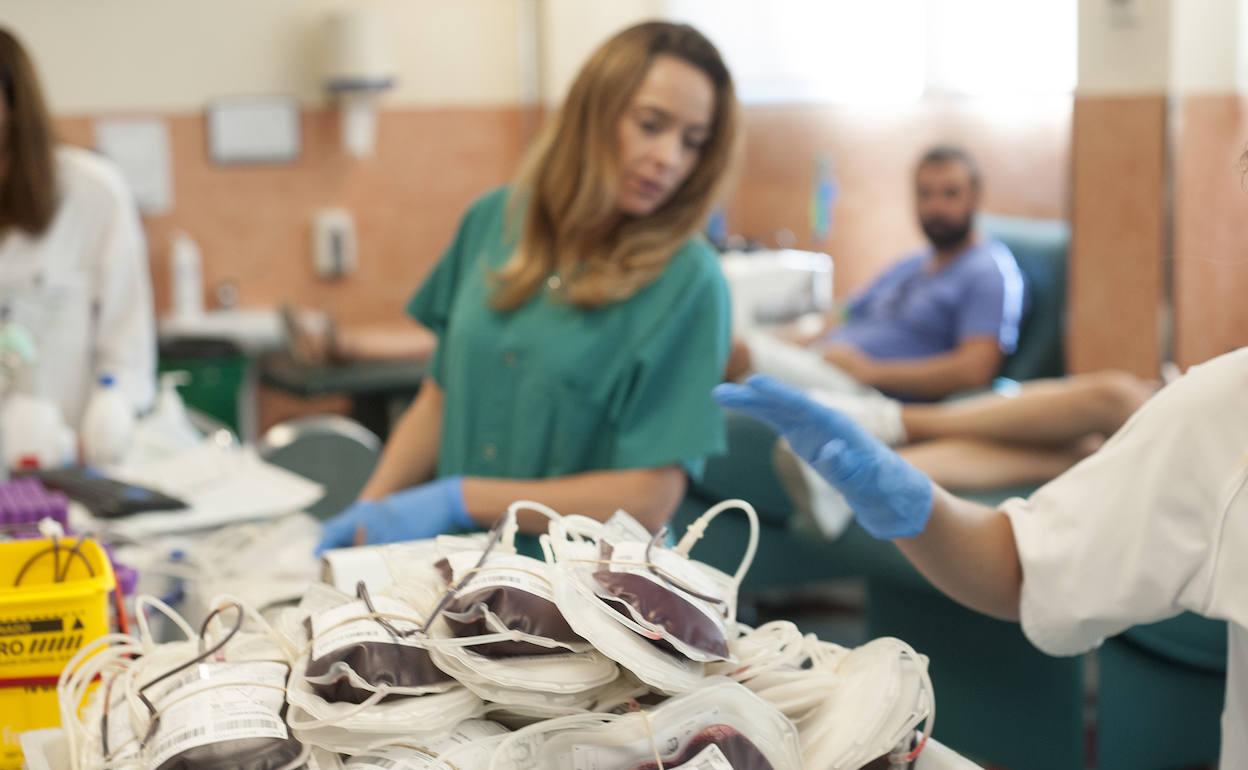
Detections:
[901, 372, 1153, 447]
[899, 437, 1102, 491]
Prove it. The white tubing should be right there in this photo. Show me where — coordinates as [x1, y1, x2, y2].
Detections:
[675, 499, 760, 587]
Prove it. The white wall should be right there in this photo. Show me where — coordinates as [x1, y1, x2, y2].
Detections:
[1170, 0, 1248, 93]
[1076, 0, 1248, 96]
[0, 0, 528, 113]
[1241, 0, 1248, 90]
[538, 0, 662, 104]
[15, 0, 1244, 115]
[1077, 0, 1173, 95]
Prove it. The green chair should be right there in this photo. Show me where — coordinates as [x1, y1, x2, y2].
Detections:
[982, 213, 1070, 382]
[1097, 615, 1227, 770]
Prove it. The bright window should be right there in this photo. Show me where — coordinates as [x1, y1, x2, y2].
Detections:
[664, 0, 1077, 104]
[925, 0, 1078, 96]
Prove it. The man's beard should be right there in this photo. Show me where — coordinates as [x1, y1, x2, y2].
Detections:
[921, 214, 973, 250]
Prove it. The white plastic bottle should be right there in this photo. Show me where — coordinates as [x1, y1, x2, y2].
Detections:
[81, 374, 136, 467]
[1, 393, 76, 470]
[131, 371, 202, 459]
[170, 230, 204, 321]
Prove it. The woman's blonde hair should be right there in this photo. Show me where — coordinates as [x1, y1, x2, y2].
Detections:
[492, 21, 740, 311]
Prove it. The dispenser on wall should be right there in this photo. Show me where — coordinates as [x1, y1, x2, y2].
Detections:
[324, 7, 396, 158]
[313, 208, 357, 279]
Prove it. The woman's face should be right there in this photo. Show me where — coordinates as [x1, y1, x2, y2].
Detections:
[614, 54, 715, 217]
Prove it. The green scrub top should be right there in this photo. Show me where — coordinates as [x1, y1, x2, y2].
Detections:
[408, 187, 731, 490]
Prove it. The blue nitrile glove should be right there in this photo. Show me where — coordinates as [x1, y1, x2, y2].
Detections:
[316, 476, 471, 554]
[713, 375, 933, 539]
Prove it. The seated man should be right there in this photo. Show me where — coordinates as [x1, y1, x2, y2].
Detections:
[734, 144, 1026, 402]
[725, 146, 1157, 533]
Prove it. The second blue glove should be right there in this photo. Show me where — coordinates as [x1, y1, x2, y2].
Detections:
[713, 375, 933, 540]
[316, 476, 472, 554]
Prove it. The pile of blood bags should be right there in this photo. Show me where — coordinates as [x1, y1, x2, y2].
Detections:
[56, 500, 934, 770]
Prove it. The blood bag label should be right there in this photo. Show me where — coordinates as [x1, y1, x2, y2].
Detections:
[606, 543, 725, 602]
[146, 661, 290, 770]
[572, 709, 724, 770]
[310, 597, 428, 660]
[88, 693, 140, 762]
[345, 720, 505, 768]
[447, 551, 556, 602]
[603, 510, 653, 543]
[346, 748, 439, 770]
[670, 744, 734, 770]
[571, 743, 732, 770]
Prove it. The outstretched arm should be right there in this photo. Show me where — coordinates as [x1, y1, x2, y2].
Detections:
[714, 375, 1022, 620]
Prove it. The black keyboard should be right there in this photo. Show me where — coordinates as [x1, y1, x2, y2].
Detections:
[17, 467, 188, 519]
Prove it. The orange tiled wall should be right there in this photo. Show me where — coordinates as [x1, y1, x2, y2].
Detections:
[1173, 95, 1248, 367]
[1067, 96, 1167, 377]
[57, 106, 539, 326]
[723, 97, 1072, 299]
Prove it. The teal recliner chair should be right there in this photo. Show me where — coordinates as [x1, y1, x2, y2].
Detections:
[679, 215, 1226, 769]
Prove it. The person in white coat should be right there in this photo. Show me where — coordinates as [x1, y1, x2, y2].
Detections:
[715, 346, 1248, 768]
[0, 27, 155, 428]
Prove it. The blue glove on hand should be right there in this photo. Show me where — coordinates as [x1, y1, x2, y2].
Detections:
[713, 375, 933, 539]
[316, 476, 471, 554]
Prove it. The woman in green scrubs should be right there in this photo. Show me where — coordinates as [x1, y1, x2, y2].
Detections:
[318, 22, 740, 550]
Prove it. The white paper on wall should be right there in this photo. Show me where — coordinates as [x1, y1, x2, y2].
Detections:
[94, 117, 174, 215]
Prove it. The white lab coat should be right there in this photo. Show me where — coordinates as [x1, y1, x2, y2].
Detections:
[1002, 347, 1248, 769]
[0, 146, 155, 428]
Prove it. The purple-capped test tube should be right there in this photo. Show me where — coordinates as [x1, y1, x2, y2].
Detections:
[0, 477, 69, 535]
